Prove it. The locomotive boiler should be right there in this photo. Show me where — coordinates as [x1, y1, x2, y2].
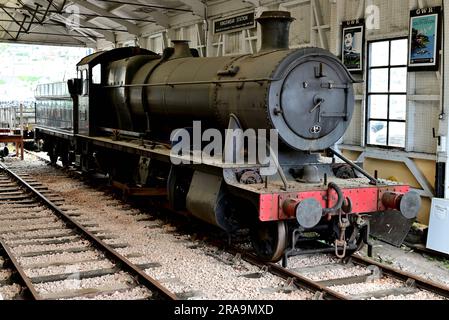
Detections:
[106, 11, 353, 152]
[35, 11, 421, 264]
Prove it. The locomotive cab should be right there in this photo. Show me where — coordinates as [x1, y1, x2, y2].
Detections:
[68, 47, 158, 171]
[71, 47, 158, 137]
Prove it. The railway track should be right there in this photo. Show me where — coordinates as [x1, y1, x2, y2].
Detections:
[10, 152, 449, 301]
[221, 247, 449, 300]
[142, 207, 449, 300]
[0, 245, 24, 299]
[0, 162, 176, 300]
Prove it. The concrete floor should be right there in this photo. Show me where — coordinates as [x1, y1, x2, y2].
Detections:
[359, 240, 449, 286]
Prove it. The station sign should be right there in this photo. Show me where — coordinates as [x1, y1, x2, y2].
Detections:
[214, 12, 256, 34]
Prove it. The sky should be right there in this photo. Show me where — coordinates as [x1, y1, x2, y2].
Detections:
[0, 43, 93, 101]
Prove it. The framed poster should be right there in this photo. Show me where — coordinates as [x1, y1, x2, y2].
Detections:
[408, 6, 441, 71]
[342, 20, 365, 73]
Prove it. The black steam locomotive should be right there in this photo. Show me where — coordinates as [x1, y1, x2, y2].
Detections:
[35, 11, 420, 264]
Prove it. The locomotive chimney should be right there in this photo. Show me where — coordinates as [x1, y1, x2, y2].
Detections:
[171, 40, 193, 59]
[256, 11, 294, 52]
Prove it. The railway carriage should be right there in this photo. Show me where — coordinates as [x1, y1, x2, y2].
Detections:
[35, 11, 421, 265]
[35, 82, 74, 164]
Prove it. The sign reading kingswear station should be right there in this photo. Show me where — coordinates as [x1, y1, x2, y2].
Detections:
[214, 12, 256, 34]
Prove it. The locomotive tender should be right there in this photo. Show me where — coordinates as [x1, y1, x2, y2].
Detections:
[35, 11, 421, 264]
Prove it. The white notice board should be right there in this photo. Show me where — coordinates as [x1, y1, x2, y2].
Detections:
[427, 198, 449, 255]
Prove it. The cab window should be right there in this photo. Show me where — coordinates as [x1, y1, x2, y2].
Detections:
[92, 64, 101, 84]
[82, 69, 89, 95]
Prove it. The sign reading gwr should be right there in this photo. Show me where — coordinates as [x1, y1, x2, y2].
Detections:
[214, 12, 256, 34]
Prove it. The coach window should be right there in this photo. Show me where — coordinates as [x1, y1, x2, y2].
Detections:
[92, 65, 101, 85]
[366, 38, 408, 148]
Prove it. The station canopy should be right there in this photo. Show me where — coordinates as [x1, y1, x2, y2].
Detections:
[0, 0, 203, 47]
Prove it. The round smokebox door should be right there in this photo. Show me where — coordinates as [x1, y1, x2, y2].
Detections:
[279, 60, 347, 140]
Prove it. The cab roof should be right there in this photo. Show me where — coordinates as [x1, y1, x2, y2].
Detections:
[77, 47, 158, 68]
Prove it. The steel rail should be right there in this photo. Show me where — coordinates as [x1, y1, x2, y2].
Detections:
[236, 247, 449, 300]
[0, 162, 177, 301]
[151, 204, 348, 300]
[211, 234, 449, 300]
[246, 253, 348, 300]
[25, 153, 449, 300]
[0, 240, 40, 300]
[351, 255, 449, 299]
[265, 261, 348, 300]
[212, 244, 348, 300]
[18, 154, 344, 300]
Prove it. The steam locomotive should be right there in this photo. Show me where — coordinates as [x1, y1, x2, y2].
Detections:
[35, 11, 421, 264]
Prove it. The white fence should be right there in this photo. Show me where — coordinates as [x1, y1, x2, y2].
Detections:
[0, 101, 35, 129]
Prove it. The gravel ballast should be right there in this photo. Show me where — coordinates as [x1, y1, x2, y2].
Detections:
[0, 284, 21, 300]
[2, 155, 449, 301]
[2, 156, 314, 300]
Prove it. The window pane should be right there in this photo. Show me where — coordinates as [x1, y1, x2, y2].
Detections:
[389, 122, 406, 148]
[368, 121, 387, 146]
[389, 95, 407, 120]
[370, 41, 389, 66]
[369, 68, 389, 92]
[390, 68, 407, 92]
[369, 95, 388, 119]
[390, 39, 408, 65]
[82, 70, 88, 95]
[92, 65, 101, 84]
